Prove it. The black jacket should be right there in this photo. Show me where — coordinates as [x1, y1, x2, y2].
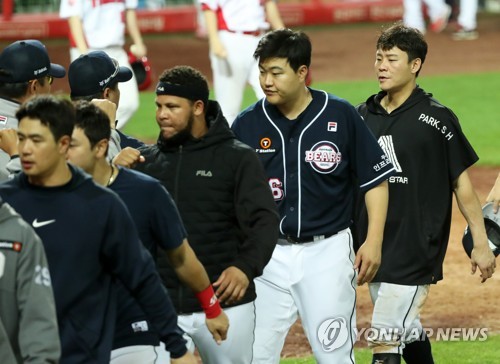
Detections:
[136, 101, 279, 313]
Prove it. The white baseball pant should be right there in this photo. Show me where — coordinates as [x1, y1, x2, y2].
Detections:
[403, 0, 449, 32]
[457, 0, 478, 30]
[70, 46, 139, 130]
[110, 345, 167, 363]
[368, 282, 430, 355]
[178, 302, 255, 364]
[252, 229, 357, 364]
[209, 31, 264, 125]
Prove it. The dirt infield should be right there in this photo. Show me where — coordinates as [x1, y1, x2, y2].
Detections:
[10, 12, 500, 359]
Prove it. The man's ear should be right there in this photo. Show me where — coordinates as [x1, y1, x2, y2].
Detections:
[411, 58, 422, 75]
[95, 138, 109, 159]
[193, 100, 205, 116]
[58, 135, 72, 154]
[298, 65, 309, 83]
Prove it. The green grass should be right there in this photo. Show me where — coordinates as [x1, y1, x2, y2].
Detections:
[278, 333, 500, 363]
[124, 71, 500, 165]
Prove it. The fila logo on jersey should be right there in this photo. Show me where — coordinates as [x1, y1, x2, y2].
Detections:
[256, 137, 276, 154]
[305, 141, 342, 174]
[196, 170, 212, 177]
[327, 122, 337, 132]
[0, 115, 7, 125]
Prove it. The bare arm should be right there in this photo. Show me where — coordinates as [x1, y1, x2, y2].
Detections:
[166, 239, 229, 344]
[354, 180, 389, 285]
[454, 170, 496, 282]
[204, 8, 227, 58]
[68, 16, 88, 54]
[486, 172, 500, 213]
[125, 9, 147, 57]
[265, 0, 285, 30]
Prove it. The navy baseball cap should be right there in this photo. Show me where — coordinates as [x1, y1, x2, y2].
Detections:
[69, 51, 133, 97]
[0, 39, 66, 83]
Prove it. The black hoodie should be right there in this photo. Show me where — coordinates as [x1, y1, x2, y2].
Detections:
[136, 100, 279, 313]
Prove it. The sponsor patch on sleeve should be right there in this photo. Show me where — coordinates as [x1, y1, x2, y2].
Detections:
[0, 241, 23, 252]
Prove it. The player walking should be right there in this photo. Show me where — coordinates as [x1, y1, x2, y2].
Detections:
[0, 95, 196, 364]
[355, 23, 496, 364]
[67, 100, 229, 362]
[59, 0, 146, 129]
[231, 28, 395, 363]
[113, 65, 280, 363]
[201, 0, 284, 125]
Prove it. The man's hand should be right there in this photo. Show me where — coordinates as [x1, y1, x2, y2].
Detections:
[209, 38, 228, 59]
[90, 99, 117, 129]
[130, 43, 147, 58]
[170, 351, 198, 364]
[112, 147, 145, 168]
[206, 310, 229, 345]
[471, 245, 496, 283]
[0, 128, 19, 156]
[212, 266, 249, 305]
[354, 240, 382, 285]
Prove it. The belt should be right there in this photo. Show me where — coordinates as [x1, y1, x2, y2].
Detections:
[225, 29, 262, 36]
[279, 232, 336, 244]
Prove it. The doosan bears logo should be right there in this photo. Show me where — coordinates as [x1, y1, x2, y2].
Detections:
[305, 141, 342, 174]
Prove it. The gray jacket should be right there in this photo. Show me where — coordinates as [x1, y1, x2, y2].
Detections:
[0, 198, 61, 363]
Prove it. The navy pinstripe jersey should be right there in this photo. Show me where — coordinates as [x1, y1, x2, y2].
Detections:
[232, 88, 395, 238]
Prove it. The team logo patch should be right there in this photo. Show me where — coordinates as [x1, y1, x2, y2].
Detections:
[260, 137, 272, 149]
[256, 137, 276, 154]
[327, 122, 337, 132]
[305, 141, 342, 174]
[0, 241, 23, 252]
[0, 115, 8, 125]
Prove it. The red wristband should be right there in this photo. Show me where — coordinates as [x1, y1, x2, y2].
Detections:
[195, 285, 222, 319]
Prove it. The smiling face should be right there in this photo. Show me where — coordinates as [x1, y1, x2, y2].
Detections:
[374, 46, 421, 95]
[258, 57, 308, 108]
[17, 117, 69, 185]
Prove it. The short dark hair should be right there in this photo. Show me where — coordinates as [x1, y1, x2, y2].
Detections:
[158, 66, 209, 107]
[16, 95, 75, 142]
[0, 73, 48, 100]
[74, 101, 111, 149]
[377, 23, 428, 76]
[254, 29, 311, 72]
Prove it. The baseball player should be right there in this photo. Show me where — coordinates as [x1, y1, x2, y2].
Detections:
[67, 100, 229, 363]
[0, 39, 65, 181]
[403, 0, 451, 33]
[231, 29, 395, 363]
[202, 0, 284, 125]
[59, 0, 146, 129]
[0, 197, 60, 363]
[113, 65, 280, 364]
[0, 95, 196, 363]
[355, 23, 496, 364]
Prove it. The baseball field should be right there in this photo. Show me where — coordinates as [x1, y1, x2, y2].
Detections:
[2, 11, 498, 363]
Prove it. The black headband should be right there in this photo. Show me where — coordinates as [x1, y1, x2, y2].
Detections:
[155, 81, 208, 104]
